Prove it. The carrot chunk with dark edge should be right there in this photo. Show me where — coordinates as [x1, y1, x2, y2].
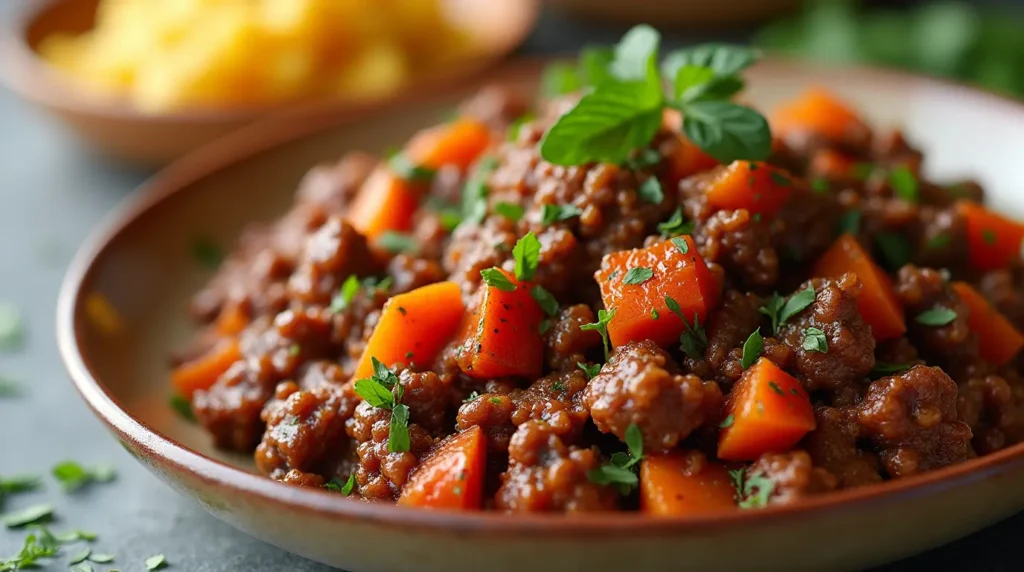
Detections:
[406, 117, 492, 171]
[348, 166, 419, 240]
[703, 161, 793, 218]
[594, 236, 718, 348]
[718, 357, 815, 461]
[456, 269, 545, 379]
[957, 200, 1024, 271]
[354, 281, 464, 379]
[640, 452, 737, 516]
[171, 338, 241, 399]
[812, 234, 906, 342]
[398, 425, 486, 510]
[952, 281, 1024, 367]
[770, 87, 869, 143]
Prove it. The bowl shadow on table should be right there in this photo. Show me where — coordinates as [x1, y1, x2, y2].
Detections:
[61, 59, 1024, 572]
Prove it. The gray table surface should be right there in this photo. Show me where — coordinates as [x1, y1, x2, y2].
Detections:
[1, 4, 1022, 571]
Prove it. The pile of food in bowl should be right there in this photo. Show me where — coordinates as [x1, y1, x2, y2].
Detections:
[38, 0, 470, 112]
[169, 26, 1024, 513]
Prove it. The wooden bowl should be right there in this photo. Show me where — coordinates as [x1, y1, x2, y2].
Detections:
[57, 58, 1024, 572]
[0, 0, 538, 167]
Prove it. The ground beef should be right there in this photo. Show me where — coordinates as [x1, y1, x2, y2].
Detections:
[495, 420, 618, 512]
[856, 365, 972, 477]
[444, 214, 518, 296]
[286, 216, 382, 306]
[693, 209, 778, 289]
[976, 264, 1024, 331]
[254, 364, 358, 481]
[801, 406, 882, 488]
[748, 451, 837, 506]
[294, 152, 377, 212]
[345, 400, 435, 501]
[957, 372, 1024, 454]
[585, 340, 719, 453]
[193, 307, 335, 451]
[543, 304, 602, 372]
[327, 287, 389, 375]
[769, 185, 843, 272]
[386, 253, 447, 295]
[894, 265, 975, 364]
[699, 290, 764, 380]
[397, 369, 451, 437]
[777, 274, 876, 392]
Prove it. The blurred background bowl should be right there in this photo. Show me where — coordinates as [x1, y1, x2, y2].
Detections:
[0, 0, 538, 167]
[547, 0, 801, 26]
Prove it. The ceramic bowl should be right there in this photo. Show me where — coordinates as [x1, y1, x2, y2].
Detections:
[57, 59, 1024, 572]
[0, 0, 538, 167]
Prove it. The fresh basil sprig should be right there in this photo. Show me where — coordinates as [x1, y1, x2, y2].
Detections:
[540, 26, 771, 166]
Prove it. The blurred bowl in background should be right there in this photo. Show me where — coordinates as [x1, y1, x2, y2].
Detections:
[0, 0, 538, 167]
[547, 0, 799, 27]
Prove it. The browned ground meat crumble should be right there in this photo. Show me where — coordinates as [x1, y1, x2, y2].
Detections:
[172, 84, 1024, 513]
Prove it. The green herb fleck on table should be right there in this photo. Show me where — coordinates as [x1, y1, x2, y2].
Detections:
[889, 166, 918, 203]
[145, 554, 169, 570]
[3, 504, 53, 528]
[0, 302, 24, 351]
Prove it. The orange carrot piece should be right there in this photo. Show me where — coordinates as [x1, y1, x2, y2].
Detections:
[347, 166, 420, 240]
[957, 201, 1024, 272]
[171, 338, 241, 399]
[952, 281, 1024, 366]
[595, 236, 718, 348]
[456, 270, 545, 379]
[771, 87, 869, 143]
[353, 281, 465, 380]
[640, 452, 737, 516]
[215, 300, 250, 335]
[718, 357, 815, 461]
[406, 117, 492, 172]
[703, 161, 793, 217]
[398, 426, 486, 510]
[666, 132, 719, 183]
[812, 234, 906, 342]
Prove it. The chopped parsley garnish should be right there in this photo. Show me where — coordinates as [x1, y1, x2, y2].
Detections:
[512, 232, 541, 282]
[719, 414, 734, 428]
[637, 177, 664, 204]
[622, 267, 654, 285]
[870, 362, 914, 379]
[0, 528, 60, 569]
[540, 27, 770, 166]
[69, 548, 91, 565]
[52, 462, 116, 493]
[802, 326, 828, 353]
[324, 475, 357, 496]
[851, 162, 874, 180]
[0, 302, 24, 351]
[810, 177, 830, 193]
[836, 209, 861, 236]
[741, 329, 763, 370]
[462, 391, 480, 403]
[874, 232, 911, 270]
[580, 308, 616, 361]
[480, 268, 516, 292]
[657, 207, 695, 236]
[145, 554, 169, 570]
[587, 423, 644, 494]
[530, 285, 559, 316]
[625, 148, 663, 170]
[540, 203, 582, 226]
[928, 233, 952, 250]
[377, 231, 419, 255]
[889, 166, 918, 203]
[461, 156, 497, 225]
[329, 275, 361, 313]
[759, 285, 815, 335]
[915, 306, 957, 326]
[982, 229, 997, 245]
[769, 172, 791, 187]
[3, 504, 53, 528]
[489, 397, 502, 405]
[494, 202, 525, 223]
[651, 308, 659, 320]
[189, 237, 224, 270]
[578, 362, 602, 379]
[730, 468, 775, 509]
[90, 553, 115, 563]
[387, 152, 436, 183]
[538, 318, 553, 335]
[671, 236, 689, 254]
[168, 395, 196, 423]
[663, 296, 707, 360]
[352, 358, 410, 453]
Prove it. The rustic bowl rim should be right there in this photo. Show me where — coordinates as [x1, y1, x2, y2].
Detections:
[56, 56, 1024, 536]
[0, 0, 540, 124]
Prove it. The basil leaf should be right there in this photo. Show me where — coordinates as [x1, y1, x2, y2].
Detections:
[609, 24, 661, 82]
[672, 64, 716, 100]
[741, 329, 763, 370]
[540, 82, 663, 166]
[662, 44, 759, 81]
[541, 62, 584, 97]
[682, 100, 772, 163]
[480, 268, 516, 292]
[580, 46, 615, 86]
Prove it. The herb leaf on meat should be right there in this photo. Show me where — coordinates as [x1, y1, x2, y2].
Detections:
[580, 308, 617, 361]
[741, 329, 763, 370]
[353, 359, 410, 453]
[512, 232, 541, 282]
[915, 306, 957, 326]
[530, 285, 559, 316]
[540, 204, 582, 226]
[657, 207, 695, 236]
[802, 327, 828, 353]
[578, 362, 602, 379]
